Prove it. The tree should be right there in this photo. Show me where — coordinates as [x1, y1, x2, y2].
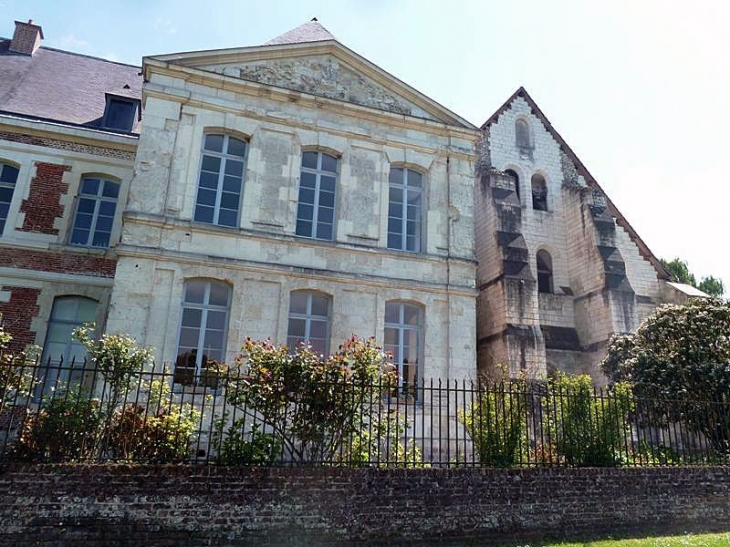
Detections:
[602, 298, 730, 455]
[660, 257, 725, 297]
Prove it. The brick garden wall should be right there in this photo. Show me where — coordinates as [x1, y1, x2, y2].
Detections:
[0, 464, 728, 546]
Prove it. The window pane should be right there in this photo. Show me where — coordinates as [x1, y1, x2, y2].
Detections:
[388, 217, 402, 235]
[297, 203, 314, 222]
[99, 201, 117, 216]
[70, 229, 89, 245]
[403, 305, 420, 326]
[300, 172, 317, 189]
[387, 233, 402, 250]
[82, 179, 100, 195]
[206, 310, 226, 329]
[219, 191, 239, 209]
[406, 235, 417, 251]
[181, 308, 202, 327]
[217, 209, 237, 227]
[407, 191, 422, 206]
[194, 205, 214, 224]
[77, 198, 96, 214]
[389, 186, 403, 204]
[0, 188, 12, 203]
[318, 207, 334, 224]
[73, 213, 93, 230]
[201, 155, 221, 173]
[384, 327, 398, 346]
[179, 327, 200, 348]
[106, 100, 136, 131]
[309, 338, 327, 356]
[385, 303, 399, 324]
[321, 154, 337, 173]
[208, 284, 229, 306]
[302, 152, 318, 169]
[204, 134, 224, 153]
[315, 222, 332, 241]
[203, 330, 224, 352]
[299, 188, 315, 205]
[196, 188, 217, 207]
[318, 190, 334, 208]
[296, 220, 312, 237]
[309, 320, 327, 339]
[288, 318, 306, 338]
[225, 160, 244, 178]
[389, 168, 404, 184]
[0, 164, 19, 184]
[185, 281, 207, 304]
[227, 137, 246, 158]
[320, 176, 336, 193]
[92, 231, 110, 248]
[102, 181, 120, 198]
[407, 170, 422, 188]
[199, 171, 218, 189]
[95, 215, 113, 231]
[310, 294, 329, 317]
[290, 292, 309, 314]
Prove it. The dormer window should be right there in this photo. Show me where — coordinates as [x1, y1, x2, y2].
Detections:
[102, 95, 139, 132]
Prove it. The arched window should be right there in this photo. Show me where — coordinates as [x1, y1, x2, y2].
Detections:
[515, 119, 531, 149]
[194, 133, 247, 228]
[175, 280, 231, 386]
[0, 162, 20, 236]
[384, 301, 422, 394]
[287, 291, 331, 356]
[531, 174, 548, 211]
[505, 169, 520, 201]
[37, 296, 98, 397]
[536, 250, 554, 294]
[70, 177, 120, 248]
[296, 151, 337, 240]
[387, 167, 423, 252]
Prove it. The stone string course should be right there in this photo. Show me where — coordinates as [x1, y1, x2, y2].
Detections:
[0, 464, 728, 546]
[0, 131, 136, 161]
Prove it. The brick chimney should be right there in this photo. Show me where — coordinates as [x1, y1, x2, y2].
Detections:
[9, 19, 44, 56]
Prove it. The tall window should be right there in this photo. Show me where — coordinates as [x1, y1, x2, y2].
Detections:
[0, 162, 19, 235]
[505, 169, 520, 202]
[287, 291, 331, 356]
[194, 134, 247, 228]
[296, 151, 337, 240]
[515, 119, 531, 149]
[175, 280, 231, 386]
[38, 296, 98, 396]
[387, 167, 423, 252]
[384, 301, 422, 392]
[531, 174, 548, 211]
[70, 177, 120, 248]
[537, 250, 554, 294]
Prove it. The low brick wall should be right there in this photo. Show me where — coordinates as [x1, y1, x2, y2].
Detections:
[0, 464, 728, 546]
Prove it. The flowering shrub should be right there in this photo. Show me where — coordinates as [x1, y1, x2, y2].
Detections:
[212, 419, 282, 465]
[0, 319, 36, 412]
[226, 336, 398, 464]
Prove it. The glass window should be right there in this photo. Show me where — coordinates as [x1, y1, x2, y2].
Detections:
[103, 98, 138, 132]
[384, 301, 422, 395]
[537, 250, 554, 294]
[287, 291, 331, 356]
[175, 280, 231, 387]
[37, 296, 98, 397]
[296, 151, 337, 240]
[0, 163, 19, 235]
[194, 134, 247, 228]
[505, 169, 520, 202]
[531, 174, 548, 211]
[515, 119, 531, 149]
[387, 168, 423, 252]
[69, 177, 120, 248]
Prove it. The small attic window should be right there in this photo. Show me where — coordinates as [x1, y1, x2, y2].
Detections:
[102, 95, 139, 132]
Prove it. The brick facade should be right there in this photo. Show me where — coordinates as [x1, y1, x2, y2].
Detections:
[18, 162, 70, 235]
[0, 465, 727, 545]
[0, 248, 116, 277]
[0, 131, 135, 161]
[0, 286, 40, 351]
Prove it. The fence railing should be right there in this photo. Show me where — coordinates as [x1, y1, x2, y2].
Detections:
[0, 354, 728, 467]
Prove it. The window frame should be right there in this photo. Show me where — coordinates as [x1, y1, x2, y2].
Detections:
[286, 290, 332, 357]
[384, 301, 423, 395]
[295, 150, 338, 241]
[101, 95, 140, 132]
[515, 118, 532, 150]
[504, 169, 520, 202]
[531, 173, 548, 212]
[387, 167, 424, 253]
[536, 250, 554, 294]
[0, 162, 20, 236]
[174, 280, 232, 387]
[69, 176, 120, 249]
[193, 133, 249, 229]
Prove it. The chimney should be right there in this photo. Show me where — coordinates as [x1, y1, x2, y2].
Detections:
[9, 19, 44, 56]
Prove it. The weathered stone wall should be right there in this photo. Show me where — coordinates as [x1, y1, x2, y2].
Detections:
[0, 464, 728, 546]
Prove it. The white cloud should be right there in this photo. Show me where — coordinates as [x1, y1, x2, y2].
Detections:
[153, 17, 177, 35]
[58, 34, 88, 50]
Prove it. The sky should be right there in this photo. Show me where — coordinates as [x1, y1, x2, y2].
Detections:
[2, 0, 729, 294]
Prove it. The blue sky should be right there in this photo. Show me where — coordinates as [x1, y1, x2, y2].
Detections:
[3, 1, 729, 293]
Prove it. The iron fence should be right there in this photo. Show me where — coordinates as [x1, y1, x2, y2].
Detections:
[0, 353, 728, 467]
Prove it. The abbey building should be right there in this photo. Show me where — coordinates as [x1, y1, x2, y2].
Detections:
[0, 18, 698, 386]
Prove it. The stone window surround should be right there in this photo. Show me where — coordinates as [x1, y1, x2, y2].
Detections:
[386, 165, 425, 253]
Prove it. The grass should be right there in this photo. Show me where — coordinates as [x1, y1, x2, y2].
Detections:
[509, 532, 730, 546]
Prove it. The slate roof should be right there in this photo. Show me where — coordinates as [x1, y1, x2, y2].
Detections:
[0, 38, 142, 133]
[264, 18, 336, 46]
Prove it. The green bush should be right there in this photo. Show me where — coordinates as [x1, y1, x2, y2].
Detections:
[459, 381, 528, 467]
[14, 393, 102, 462]
[212, 419, 282, 465]
[544, 373, 633, 467]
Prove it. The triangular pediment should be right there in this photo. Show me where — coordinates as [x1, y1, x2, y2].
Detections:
[148, 40, 475, 129]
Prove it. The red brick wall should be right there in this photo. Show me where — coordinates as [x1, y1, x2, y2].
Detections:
[0, 247, 116, 278]
[19, 162, 71, 235]
[0, 286, 40, 351]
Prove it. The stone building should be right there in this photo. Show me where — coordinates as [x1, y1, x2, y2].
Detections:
[103, 20, 479, 387]
[0, 17, 695, 385]
[0, 20, 141, 371]
[475, 88, 696, 381]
